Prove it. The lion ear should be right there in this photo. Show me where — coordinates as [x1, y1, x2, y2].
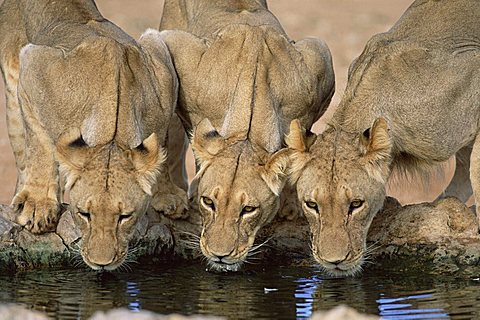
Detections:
[261, 149, 290, 196]
[285, 119, 316, 152]
[131, 133, 166, 196]
[191, 118, 226, 164]
[360, 118, 393, 183]
[56, 127, 92, 191]
[285, 119, 316, 184]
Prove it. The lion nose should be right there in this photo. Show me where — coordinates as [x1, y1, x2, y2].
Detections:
[328, 259, 345, 265]
[87, 250, 115, 268]
[95, 263, 109, 269]
[211, 249, 235, 261]
[324, 252, 351, 265]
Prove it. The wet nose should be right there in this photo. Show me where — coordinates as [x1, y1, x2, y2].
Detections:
[87, 252, 115, 268]
[324, 252, 351, 265]
[211, 248, 235, 261]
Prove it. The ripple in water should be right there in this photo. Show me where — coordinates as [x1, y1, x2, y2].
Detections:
[0, 263, 479, 319]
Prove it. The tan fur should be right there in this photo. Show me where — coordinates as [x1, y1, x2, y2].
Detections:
[159, 0, 335, 271]
[0, 0, 186, 270]
[360, 118, 393, 184]
[287, 0, 480, 276]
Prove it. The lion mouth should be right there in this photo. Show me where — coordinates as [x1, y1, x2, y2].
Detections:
[319, 264, 363, 277]
[314, 255, 365, 278]
[80, 251, 128, 272]
[206, 260, 243, 272]
[83, 259, 125, 271]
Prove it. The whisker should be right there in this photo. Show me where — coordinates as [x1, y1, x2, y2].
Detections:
[246, 251, 263, 257]
[179, 240, 201, 250]
[177, 230, 201, 240]
[249, 237, 272, 252]
[366, 240, 382, 253]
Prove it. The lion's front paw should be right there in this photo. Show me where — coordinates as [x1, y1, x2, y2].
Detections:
[279, 198, 302, 221]
[12, 191, 61, 233]
[151, 186, 189, 219]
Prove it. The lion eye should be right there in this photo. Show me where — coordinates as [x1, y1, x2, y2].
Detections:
[201, 196, 215, 211]
[305, 201, 319, 212]
[241, 205, 257, 215]
[119, 212, 134, 223]
[78, 211, 91, 221]
[349, 200, 365, 213]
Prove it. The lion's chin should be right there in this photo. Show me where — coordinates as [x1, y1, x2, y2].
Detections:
[81, 253, 127, 272]
[314, 256, 365, 278]
[319, 264, 363, 278]
[206, 260, 243, 273]
[83, 260, 124, 271]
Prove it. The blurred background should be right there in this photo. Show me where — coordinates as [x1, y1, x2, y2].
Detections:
[0, 0, 454, 205]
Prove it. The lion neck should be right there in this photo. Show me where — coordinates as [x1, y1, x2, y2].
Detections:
[160, 0, 283, 39]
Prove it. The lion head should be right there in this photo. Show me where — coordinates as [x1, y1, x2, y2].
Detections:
[56, 129, 165, 271]
[191, 119, 289, 272]
[286, 119, 392, 276]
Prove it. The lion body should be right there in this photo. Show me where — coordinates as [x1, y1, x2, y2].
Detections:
[288, 0, 480, 276]
[0, 0, 185, 270]
[159, 0, 335, 271]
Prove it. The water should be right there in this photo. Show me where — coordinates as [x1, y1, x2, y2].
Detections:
[0, 261, 480, 319]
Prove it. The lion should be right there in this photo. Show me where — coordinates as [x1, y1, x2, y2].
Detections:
[287, 0, 480, 277]
[159, 0, 335, 271]
[0, 0, 187, 270]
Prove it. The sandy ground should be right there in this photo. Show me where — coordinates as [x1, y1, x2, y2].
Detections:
[0, 0, 454, 205]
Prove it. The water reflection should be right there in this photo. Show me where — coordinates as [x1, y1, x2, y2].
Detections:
[293, 272, 378, 318]
[295, 276, 320, 318]
[291, 268, 480, 320]
[126, 282, 140, 312]
[0, 263, 480, 319]
[378, 293, 448, 319]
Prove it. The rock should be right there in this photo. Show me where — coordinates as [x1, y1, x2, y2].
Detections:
[310, 305, 379, 320]
[0, 205, 70, 270]
[160, 211, 203, 260]
[0, 204, 21, 243]
[0, 304, 49, 320]
[131, 213, 150, 242]
[0, 206, 176, 270]
[0, 304, 380, 320]
[0, 204, 17, 222]
[368, 197, 480, 268]
[0, 229, 68, 270]
[89, 308, 224, 320]
[56, 211, 81, 248]
[1, 196, 480, 271]
[0, 212, 20, 243]
[0, 305, 224, 320]
[369, 197, 478, 245]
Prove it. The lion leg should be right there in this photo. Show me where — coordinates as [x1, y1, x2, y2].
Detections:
[11, 87, 61, 233]
[437, 144, 473, 203]
[151, 119, 189, 220]
[150, 114, 189, 219]
[2, 53, 27, 194]
[470, 136, 480, 231]
[151, 168, 189, 219]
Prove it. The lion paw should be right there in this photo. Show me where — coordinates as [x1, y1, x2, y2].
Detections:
[12, 190, 61, 233]
[151, 186, 189, 219]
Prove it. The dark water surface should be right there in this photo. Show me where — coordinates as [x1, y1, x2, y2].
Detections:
[1, 261, 480, 319]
